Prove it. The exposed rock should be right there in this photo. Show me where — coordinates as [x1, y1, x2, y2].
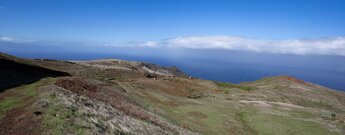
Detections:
[41, 85, 198, 135]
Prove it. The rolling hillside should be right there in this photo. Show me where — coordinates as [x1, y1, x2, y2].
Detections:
[0, 52, 345, 135]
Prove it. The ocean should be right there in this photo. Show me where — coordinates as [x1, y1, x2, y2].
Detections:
[5, 48, 345, 91]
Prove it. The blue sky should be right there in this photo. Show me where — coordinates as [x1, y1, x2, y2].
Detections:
[1, 0, 345, 42]
[2, 0, 345, 90]
[1, 0, 345, 56]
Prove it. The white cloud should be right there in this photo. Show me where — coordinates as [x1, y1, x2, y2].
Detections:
[157, 36, 345, 56]
[92, 41, 160, 48]
[0, 36, 34, 43]
[0, 36, 15, 42]
[92, 35, 345, 56]
[5, 35, 341, 56]
[143, 41, 159, 47]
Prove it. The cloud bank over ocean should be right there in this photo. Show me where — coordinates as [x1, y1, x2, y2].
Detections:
[148, 36, 345, 56]
[0, 36, 34, 43]
[2, 35, 345, 56]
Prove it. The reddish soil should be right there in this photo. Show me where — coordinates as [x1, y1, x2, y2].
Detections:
[55, 77, 180, 133]
[0, 95, 42, 135]
[211, 89, 225, 94]
[188, 111, 207, 119]
[55, 78, 101, 99]
[279, 76, 307, 85]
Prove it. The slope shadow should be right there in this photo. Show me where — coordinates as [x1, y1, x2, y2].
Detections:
[0, 58, 69, 92]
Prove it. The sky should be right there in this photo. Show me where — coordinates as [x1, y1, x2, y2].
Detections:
[0, 0, 345, 56]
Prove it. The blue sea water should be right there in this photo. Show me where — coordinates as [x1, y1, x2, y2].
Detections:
[4, 48, 345, 91]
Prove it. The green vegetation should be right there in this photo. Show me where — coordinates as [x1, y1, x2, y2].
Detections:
[22, 83, 39, 96]
[173, 105, 226, 134]
[215, 82, 254, 91]
[136, 78, 341, 135]
[13, 77, 57, 96]
[0, 78, 57, 121]
[223, 89, 230, 94]
[0, 98, 21, 110]
[0, 97, 21, 119]
[236, 111, 257, 134]
[289, 98, 341, 112]
[239, 111, 337, 135]
[42, 93, 88, 135]
[2, 52, 345, 135]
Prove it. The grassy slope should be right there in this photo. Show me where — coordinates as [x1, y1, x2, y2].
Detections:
[0, 78, 57, 120]
[1, 55, 345, 135]
[2, 76, 339, 135]
[120, 77, 344, 135]
[40, 90, 89, 135]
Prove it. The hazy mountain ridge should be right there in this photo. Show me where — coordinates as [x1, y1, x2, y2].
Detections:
[0, 52, 345, 135]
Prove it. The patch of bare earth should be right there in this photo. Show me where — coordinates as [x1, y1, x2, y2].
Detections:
[54, 77, 197, 135]
[0, 93, 42, 135]
[0, 105, 42, 135]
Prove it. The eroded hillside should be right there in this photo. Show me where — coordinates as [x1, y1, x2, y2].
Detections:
[1, 52, 345, 135]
